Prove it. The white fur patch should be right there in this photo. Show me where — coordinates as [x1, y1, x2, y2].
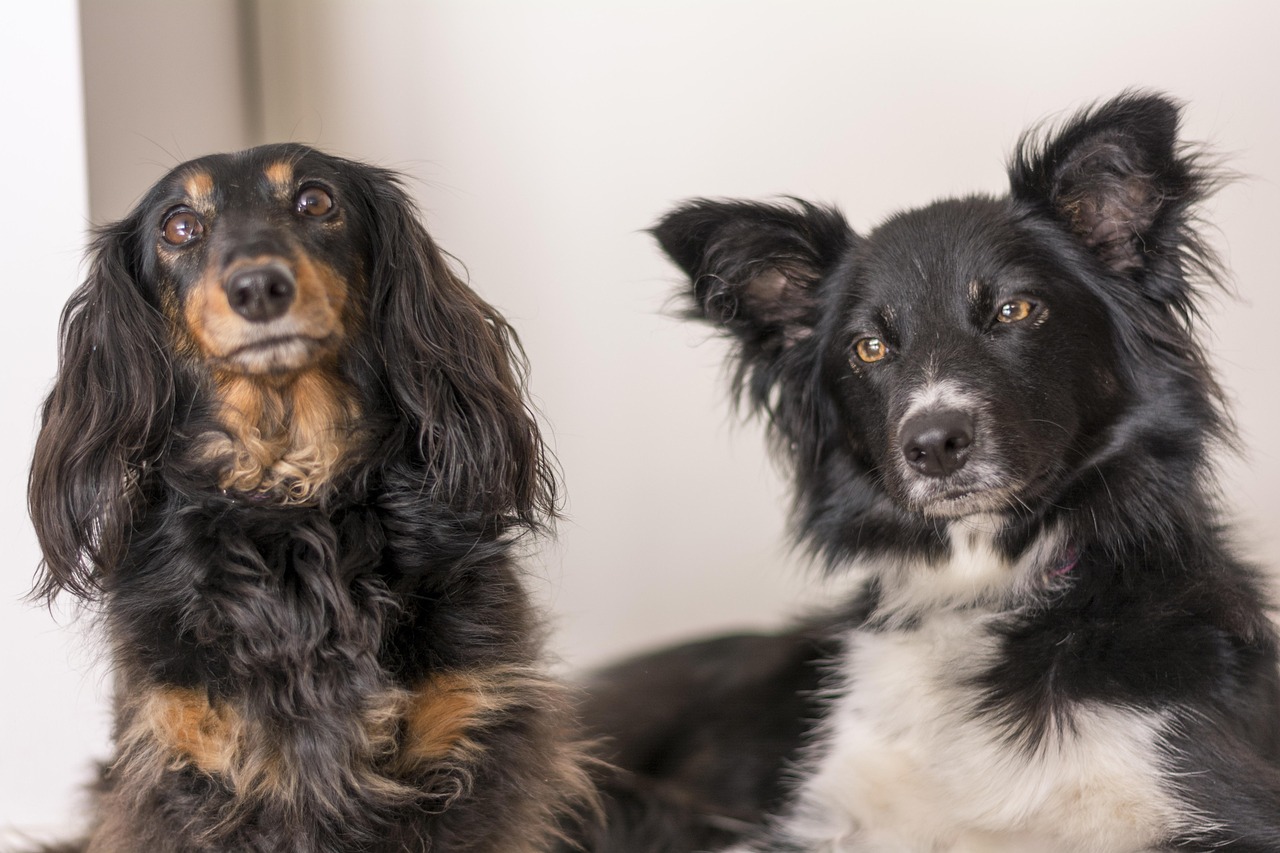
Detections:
[858, 518, 1059, 627]
[900, 379, 981, 424]
[764, 526, 1186, 852]
[893, 382, 1016, 516]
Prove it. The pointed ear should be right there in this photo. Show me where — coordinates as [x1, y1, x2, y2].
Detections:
[29, 220, 175, 600]
[1009, 92, 1208, 277]
[355, 167, 555, 526]
[651, 198, 853, 352]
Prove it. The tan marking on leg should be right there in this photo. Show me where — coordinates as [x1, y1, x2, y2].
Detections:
[122, 687, 241, 776]
[395, 668, 604, 849]
[401, 672, 499, 764]
[398, 667, 555, 767]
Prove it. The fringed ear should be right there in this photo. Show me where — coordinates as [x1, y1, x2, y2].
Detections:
[651, 197, 852, 418]
[29, 220, 175, 600]
[356, 168, 555, 527]
[652, 198, 851, 350]
[651, 198, 853, 485]
[1009, 92, 1212, 297]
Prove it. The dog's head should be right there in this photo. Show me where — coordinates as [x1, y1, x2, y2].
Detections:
[654, 93, 1221, 563]
[140, 146, 363, 376]
[31, 144, 555, 598]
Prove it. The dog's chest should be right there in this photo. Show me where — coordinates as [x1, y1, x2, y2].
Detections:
[789, 594, 1180, 850]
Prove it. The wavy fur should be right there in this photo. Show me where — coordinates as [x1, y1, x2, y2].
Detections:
[28, 144, 591, 852]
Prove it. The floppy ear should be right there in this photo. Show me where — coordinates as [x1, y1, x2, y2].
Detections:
[29, 219, 175, 600]
[1009, 92, 1211, 297]
[357, 168, 555, 526]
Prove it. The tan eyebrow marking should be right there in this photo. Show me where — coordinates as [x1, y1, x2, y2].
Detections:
[264, 161, 294, 195]
[183, 171, 215, 207]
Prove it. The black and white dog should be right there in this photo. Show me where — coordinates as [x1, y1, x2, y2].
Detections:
[580, 94, 1280, 851]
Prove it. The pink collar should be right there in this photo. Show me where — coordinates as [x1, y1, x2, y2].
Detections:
[1047, 545, 1079, 580]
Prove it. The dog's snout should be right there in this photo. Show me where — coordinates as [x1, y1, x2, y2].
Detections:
[224, 264, 296, 323]
[900, 410, 974, 478]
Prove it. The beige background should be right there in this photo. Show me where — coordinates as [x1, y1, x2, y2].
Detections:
[3, 0, 1278, 835]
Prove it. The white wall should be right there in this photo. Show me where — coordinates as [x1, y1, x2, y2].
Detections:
[0, 0, 255, 836]
[249, 0, 1280, 668]
[4, 0, 1278, 836]
[80, 0, 257, 221]
[0, 0, 105, 839]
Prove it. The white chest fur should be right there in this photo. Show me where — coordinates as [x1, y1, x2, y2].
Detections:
[772, 526, 1185, 853]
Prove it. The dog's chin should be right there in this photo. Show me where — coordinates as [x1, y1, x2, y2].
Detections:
[220, 335, 333, 376]
[903, 483, 1021, 519]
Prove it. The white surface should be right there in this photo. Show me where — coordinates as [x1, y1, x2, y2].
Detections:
[0, 0, 107, 837]
[3, 0, 1278, 835]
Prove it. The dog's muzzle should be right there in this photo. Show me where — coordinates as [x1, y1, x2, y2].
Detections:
[898, 409, 974, 478]
[224, 262, 298, 323]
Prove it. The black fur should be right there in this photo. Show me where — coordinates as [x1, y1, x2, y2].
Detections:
[573, 619, 848, 852]
[28, 144, 592, 852]
[584, 93, 1280, 850]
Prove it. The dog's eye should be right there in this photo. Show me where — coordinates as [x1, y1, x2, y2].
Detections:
[161, 209, 204, 246]
[295, 186, 335, 218]
[996, 299, 1036, 323]
[853, 337, 889, 364]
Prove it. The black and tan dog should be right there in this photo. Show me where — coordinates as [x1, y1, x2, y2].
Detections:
[29, 145, 592, 852]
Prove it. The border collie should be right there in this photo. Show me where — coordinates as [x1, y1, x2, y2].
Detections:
[579, 93, 1280, 852]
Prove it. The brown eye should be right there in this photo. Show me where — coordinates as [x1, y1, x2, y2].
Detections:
[997, 299, 1036, 323]
[296, 185, 334, 217]
[161, 209, 204, 246]
[853, 337, 888, 364]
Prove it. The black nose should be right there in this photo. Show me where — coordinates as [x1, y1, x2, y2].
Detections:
[900, 410, 975, 478]
[224, 264, 296, 323]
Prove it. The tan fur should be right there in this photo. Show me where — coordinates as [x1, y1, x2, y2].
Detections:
[174, 249, 362, 498]
[182, 254, 349, 366]
[399, 667, 538, 767]
[264, 160, 294, 194]
[125, 687, 241, 776]
[197, 367, 362, 500]
[118, 668, 591, 812]
[121, 686, 398, 805]
[183, 170, 215, 208]
[398, 668, 603, 848]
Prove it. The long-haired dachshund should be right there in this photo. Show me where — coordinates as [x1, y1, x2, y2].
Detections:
[28, 144, 592, 852]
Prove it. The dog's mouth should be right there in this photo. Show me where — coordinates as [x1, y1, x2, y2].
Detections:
[221, 334, 335, 375]
[902, 465, 1060, 519]
[888, 400, 1056, 519]
[185, 255, 350, 377]
[913, 484, 1020, 518]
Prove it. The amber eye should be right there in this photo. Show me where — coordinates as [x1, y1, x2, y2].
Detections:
[853, 337, 888, 364]
[161, 209, 204, 246]
[997, 299, 1036, 323]
[295, 185, 335, 218]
